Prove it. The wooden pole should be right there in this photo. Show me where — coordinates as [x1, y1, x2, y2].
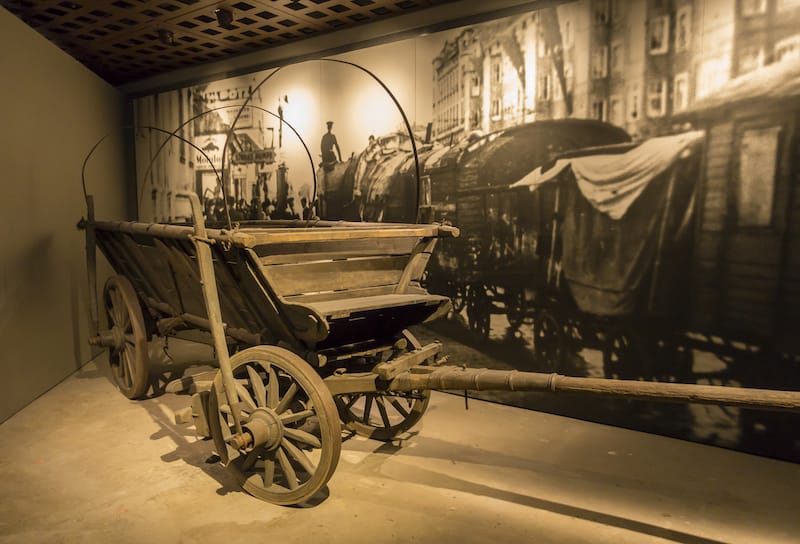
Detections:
[84, 195, 100, 355]
[326, 365, 800, 412]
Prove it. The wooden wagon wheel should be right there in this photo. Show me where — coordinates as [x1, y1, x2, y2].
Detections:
[335, 330, 431, 441]
[450, 284, 467, 314]
[602, 324, 649, 380]
[207, 346, 341, 505]
[505, 287, 529, 331]
[102, 275, 149, 399]
[533, 308, 564, 371]
[466, 284, 491, 338]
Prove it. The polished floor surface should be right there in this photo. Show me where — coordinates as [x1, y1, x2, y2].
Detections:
[1, 357, 798, 544]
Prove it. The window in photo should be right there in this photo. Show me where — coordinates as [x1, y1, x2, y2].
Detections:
[592, 98, 607, 121]
[649, 16, 669, 54]
[673, 72, 689, 112]
[594, 0, 610, 24]
[609, 95, 623, 125]
[492, 98, 503, 121]
[647, 78, 667, 117]
[611, 0, 623, 22]
[562, 18, 573, 47]
[592, 45, 609, 78]
[737, 126, 782, 227]
[611, 41, 624, 73]
[538, 73, 551, 100]
[492, 57, 502, 84]
[675, 6, 691, 52]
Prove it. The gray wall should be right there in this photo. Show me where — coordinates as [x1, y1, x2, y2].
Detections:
[0, 7, 128, 422]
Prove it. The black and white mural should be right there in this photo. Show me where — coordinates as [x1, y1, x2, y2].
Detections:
[135, 0, 800, 462]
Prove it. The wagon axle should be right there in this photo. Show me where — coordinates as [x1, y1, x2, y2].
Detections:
[235, 407, 285, 453]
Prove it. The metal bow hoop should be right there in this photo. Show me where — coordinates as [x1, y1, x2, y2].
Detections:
[87, 58, 422, 225]
[224, 59, 423, 219]
[137, 103, 315, 228]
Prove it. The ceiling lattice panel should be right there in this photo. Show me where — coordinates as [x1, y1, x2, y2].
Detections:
[1, 0, 460, 86]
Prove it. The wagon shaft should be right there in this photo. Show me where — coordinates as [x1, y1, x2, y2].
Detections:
[325, 360, 800, 412]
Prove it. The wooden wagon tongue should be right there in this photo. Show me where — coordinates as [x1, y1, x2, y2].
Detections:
[322, 342, 800, 413]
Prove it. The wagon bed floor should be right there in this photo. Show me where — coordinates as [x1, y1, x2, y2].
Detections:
[0, 355, 796, 544]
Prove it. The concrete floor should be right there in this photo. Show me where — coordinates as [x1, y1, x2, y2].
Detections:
[1, 358, 798, 544]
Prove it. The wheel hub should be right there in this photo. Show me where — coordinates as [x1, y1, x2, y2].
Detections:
[242, 408, 284, 452]
[110, 325, 127, 351]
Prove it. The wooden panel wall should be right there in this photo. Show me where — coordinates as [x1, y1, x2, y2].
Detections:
[691, 123, 733, 329]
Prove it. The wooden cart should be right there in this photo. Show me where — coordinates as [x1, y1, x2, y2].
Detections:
[80, 193, 800, 506]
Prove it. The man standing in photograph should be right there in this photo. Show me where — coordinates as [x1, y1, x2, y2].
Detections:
[321, 120, 342, 166]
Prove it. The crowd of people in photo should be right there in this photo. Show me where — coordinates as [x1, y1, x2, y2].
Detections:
[202, 194, 318, 223]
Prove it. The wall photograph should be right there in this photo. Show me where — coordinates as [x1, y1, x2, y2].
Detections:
[134, 0, 800, 462]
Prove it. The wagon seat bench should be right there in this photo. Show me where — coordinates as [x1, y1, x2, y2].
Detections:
[80, 193, 800, 507]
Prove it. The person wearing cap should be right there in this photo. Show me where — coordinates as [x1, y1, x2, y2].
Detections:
[321, 120, 342, 164]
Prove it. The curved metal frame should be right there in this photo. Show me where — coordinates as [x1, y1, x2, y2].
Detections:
[222, 59, 422, 220]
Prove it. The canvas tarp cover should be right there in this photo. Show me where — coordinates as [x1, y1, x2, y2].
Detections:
[512, 131, 703, 316]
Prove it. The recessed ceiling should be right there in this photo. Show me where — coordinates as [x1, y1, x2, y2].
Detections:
[1, 0, 461, 86]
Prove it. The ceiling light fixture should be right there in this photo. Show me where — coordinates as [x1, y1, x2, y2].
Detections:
[158, 29, 175, 46]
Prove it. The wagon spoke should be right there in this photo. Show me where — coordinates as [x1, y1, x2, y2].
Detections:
[219, 403, 248, 422]
[241, 448, 261, 472]
[121, 348, 134, 388]
[362, 394, 374, 424]
[106, 304, 117, 327]
[276, 447, 299, 490]
[266, 365, 279, 410]
[113, 289, 128, 328]
[345, 394, 360, 410]
[262, 458, 276, 489]
[234, 382, 257, 413]
[389, 398, 410, 419]
[275, 383, 298, 415]
[282, 437, 316, 475]
[280, 409, 314, 424]
[376, 397, 391, 428]
[283, 427, 321, 449]
[246, 365, 267, 408]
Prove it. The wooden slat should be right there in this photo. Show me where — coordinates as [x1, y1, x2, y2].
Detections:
[726, 286, 775, 305]
[248, 226, 442, 245]
[257, 237, 418, 265]
[726, 236, 782, 265]
[304, 293, 447, 318]
[263, 255, 409, 297]
[727, 261, 780, 281]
